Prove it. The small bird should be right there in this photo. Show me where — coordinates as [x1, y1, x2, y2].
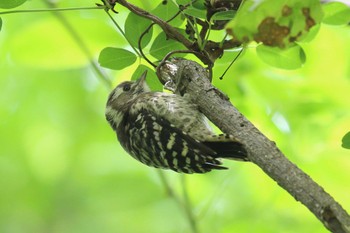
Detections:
[105, 71, 248, 174]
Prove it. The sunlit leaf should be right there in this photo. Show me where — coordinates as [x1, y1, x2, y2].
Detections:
[176, 0, 205, 8]
[98, 47, 137, 70]
[183, 6, 206, 19]
[150, 31, 186, 60]
[256, 44, 306, 69]
[211, 10, 236, 21]
[131, 65, 163, 91]
[152, 1, 183, 26]
[176, 0, 191, 4]
[0, 18, 2, 32]
[342, 132, 350, 149]
[301, 24, 320, 42]
[227, 0, 324, 48]
[323, 2, 350, 25]
[0, 0, 26, 9]
[125, 12, 153, 49]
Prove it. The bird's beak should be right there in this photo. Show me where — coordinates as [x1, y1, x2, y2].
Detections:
[136, 70, 147, 85]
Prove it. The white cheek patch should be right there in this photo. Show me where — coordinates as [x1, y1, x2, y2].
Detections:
[142, 82, 151, 92]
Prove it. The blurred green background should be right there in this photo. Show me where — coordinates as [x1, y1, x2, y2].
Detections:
[0, 1, 349, 233]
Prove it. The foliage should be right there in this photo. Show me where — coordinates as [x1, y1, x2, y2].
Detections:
[226, 0, 321, 69]
[342, 132, 350, 149]
[98, 47, 137, 70]
[256, 44, 306, 69]
[227, 0, 324, 48]
[323, 1, 350, 25]
[0, 0, 349, 233]
[0, 0, 26, 9]
[124, 12, 153, 49]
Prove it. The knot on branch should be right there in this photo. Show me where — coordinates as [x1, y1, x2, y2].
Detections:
[157, 58, 218, 99]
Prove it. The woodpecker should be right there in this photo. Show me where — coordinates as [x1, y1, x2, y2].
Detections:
[105, 71, 248, 174]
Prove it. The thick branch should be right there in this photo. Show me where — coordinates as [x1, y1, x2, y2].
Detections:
[158, 58, 350, 233]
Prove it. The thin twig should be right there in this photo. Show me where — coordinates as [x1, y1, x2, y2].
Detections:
[117, 0, 193, 48]
[114, 0, 243, 65]
[0, 6, 103, 15]
[218, 47, 243, 80]
[105, 10, 142, 57]
[138, 22, 157, 68]
[137, 2, 197, 68]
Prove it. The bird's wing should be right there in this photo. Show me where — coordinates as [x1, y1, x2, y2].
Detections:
[132, 92, 214, 140]
[127, 108, 228, 173]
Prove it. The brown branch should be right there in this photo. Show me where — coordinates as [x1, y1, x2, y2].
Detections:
[116, 0, 193, 49]
[116, 0, 211, 65]
[113, 0, 241, 65]
[158, 58, 350, 233]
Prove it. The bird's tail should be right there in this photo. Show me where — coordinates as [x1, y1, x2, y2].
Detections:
[202, 134, 249, 161]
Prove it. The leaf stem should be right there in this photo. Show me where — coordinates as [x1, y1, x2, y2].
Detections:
[104, 10, 142, 57]
[0, 6, 103, 15]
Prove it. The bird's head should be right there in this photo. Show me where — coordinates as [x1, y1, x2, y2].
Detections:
[106, 71, 150, 110]
[105, 71, 151, 129]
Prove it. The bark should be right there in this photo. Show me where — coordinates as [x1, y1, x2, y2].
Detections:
[158, 58, 350, 233]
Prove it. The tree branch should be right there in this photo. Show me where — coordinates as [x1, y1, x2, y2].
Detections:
[158, 58, 350, 233]
[116, 0, 193, 48]
[112, 0, 242, 65]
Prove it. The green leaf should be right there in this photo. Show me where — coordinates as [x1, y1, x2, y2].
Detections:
[227, 0, 324, 48]
[301, 24, 320, 42]
[211, 10, 236, 21]
[192, 0, 206, 10]
[0, 0, 26, 9]
[177, 0, 206, 18]
[152, 1, 183, 26]
[176, 0, 191, 5]
[0, 18, 2, 32]
[183, 6, 206, 19]
[256, 44, 306, 69]
[124, 12, 153, 49]
[98, 47, 137, 70]
[176, 0, 205, 8]
[150, 32, 186, 60]
[342, 132, 350, 149]
[323, 2, 350, 25]
[131, 65, 163, 91]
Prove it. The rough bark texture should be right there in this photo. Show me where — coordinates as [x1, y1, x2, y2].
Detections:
[158, 58, 350, 233]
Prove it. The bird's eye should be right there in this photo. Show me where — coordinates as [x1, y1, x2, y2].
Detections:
[123, 84, 131, 92]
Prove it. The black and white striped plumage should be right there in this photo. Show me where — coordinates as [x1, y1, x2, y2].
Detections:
[105, 71, 248, 174]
